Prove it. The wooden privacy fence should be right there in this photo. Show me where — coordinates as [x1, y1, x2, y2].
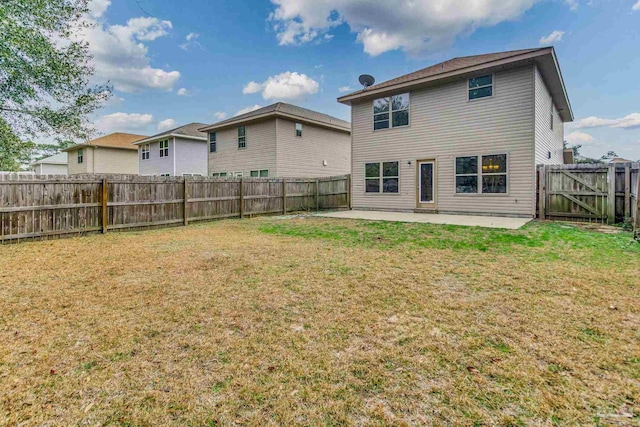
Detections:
[537, 163, 639, 224]
[0, 174, 350, 243]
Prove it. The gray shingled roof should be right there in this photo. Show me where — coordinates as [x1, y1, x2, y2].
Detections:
[200, 103, 350, 132]
[339, 48, 545, 99]
[135, 123, 208, 143]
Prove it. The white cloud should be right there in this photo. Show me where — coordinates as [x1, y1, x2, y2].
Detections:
[177, 88, 188, 96]
[79, 1, 180, 92]
[268, 0, 550, 56]
[214, 112, 228, 121]
[565, 131, 594, 145]
[338, 86, 353, 93]
[573, 113, 640, 130]
[89, 0, 111, 17]
[242, 72, 319, 100]
[179, 32, 203, 50]
[235, 105, 262, 116]
[157, 119, 177, 131]
[95, 112, 154, 133]
[565, 0, 579, 11]
[633, 0, 640, 11]
[539, 30, 564, 45]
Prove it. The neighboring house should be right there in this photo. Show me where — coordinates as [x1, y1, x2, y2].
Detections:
[29, 152, 68, 175]
[609, 157, 634, 163]
[133, 123, 208, 177]
[63, 133, 146, 175]
[199, 103, 351, 178]
[338, 47, 573, 218]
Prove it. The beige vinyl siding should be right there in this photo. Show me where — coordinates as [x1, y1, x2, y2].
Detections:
[67, 147, 93, 175]
[208, 120, 277, 176]
[351, 66, 536, 217]
[534, 65, 564, 165]
[275, 118, 351, 177]
[92, 147, 138, 174]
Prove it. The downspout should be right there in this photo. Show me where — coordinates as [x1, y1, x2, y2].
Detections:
[173, 137, 177, 176]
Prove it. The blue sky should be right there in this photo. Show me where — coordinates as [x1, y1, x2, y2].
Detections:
[85, 0, 640, 160]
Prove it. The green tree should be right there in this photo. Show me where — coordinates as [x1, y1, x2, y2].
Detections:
[0, 0, 110, 170]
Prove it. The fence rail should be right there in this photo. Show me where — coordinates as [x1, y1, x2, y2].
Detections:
[0, 174, 350, 243]
[537, 163, 639, 225]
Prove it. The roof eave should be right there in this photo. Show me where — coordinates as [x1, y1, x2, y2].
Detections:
[132, 134, 207, 145]
[199, 111, 350, 134]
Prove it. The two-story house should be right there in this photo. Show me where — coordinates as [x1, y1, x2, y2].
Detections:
[133, 123, 208, 177]
[63, 133, 146, 175]
[338, 47, 573, 218]
[199, 103, 351, 178]
[29, 152, 68, 175]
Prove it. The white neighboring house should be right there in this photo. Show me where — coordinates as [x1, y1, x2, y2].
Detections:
[29, 152, 68, 175]
[133, 123, 208, 177]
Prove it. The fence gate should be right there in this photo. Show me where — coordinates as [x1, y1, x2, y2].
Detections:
[538, 163, 639, 224]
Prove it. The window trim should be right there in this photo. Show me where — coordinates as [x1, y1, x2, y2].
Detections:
[550, 101, 554, 131]
[372, 93, 410, 131]
[211, 172, 228, 178]
[295, 123, 302, 137]
[233, 171, 244, 178]
[141, 144, 150, 160]
[159, 139, 169, 158]
[77, 149, 83, 164]
[364, 161, 400, 195]
[209, 132, 217, 153]
[467, 73, 494, 101]
[250, 169, 269, 178]
[454, 153, 508, 196]
[237, 126, 246, 150]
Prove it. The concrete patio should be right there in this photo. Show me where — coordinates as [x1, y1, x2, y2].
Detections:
[316, 210, 531, 229]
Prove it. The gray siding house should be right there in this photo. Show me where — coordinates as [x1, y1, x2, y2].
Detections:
[199, 103, 351, 178]
[30, 152, 68, 175]
[338, 47, 573, 218]
[133, 123, 208, 177]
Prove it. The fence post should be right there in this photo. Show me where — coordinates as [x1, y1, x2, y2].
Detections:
[101, 178, 108, 233]
[347, 175, 351, 209]
[537, 165, 545, 220]
[315, 179, 320, 211]
[183, 178, 189, 226]
[239, 177, 244, 219]
[282, 178, 287, 214]
[624, 164, 631, 219]
[607, 163, 616, 224]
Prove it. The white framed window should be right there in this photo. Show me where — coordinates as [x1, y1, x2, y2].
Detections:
[233, 171, 243, 178]
[295, 123, 302, 137]
[250, 169, 269, 177]
[77, 149, 83, 164]
[209, 132, 217, 153]
[455, 154, 507, 194]
[365, 161, 399, 193]
[211, 172, 228, 177]
[159, 140, 169, 157]
[468, 75, 493, 100]
[160, 173, 170, 177]
[373, 93, 410, 130]
[238, 126, 246, 149]
[141, 144, 150, 160]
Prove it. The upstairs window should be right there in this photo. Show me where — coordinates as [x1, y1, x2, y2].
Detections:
[295, 123, 302, 137]
[141, 144, 150, 160]
[159, 140, 169, 157]
[77, 149, 83, 164]
[373, 93, 410, 130]
[238, 126, 246, 149]
[209, 132, 217, 153]
[468, 75, 493, 100]
[365, 161, 399, 193]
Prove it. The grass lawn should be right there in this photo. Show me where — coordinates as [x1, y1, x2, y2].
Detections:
[1, 217, 639, 426]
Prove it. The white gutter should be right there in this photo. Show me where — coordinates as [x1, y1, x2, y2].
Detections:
[132, 134, 207, 145]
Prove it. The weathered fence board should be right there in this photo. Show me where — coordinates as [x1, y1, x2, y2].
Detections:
[537, 163, 639, 224]
[0, 174, 349, 243]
